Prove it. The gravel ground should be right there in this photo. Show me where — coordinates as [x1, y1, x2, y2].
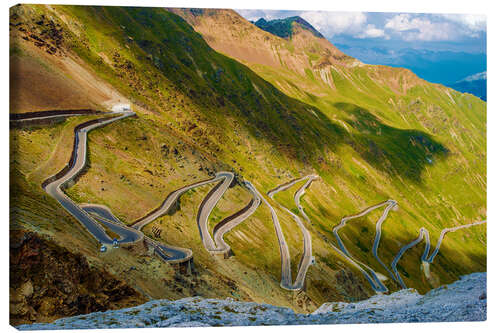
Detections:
[18, 272, 486, 330]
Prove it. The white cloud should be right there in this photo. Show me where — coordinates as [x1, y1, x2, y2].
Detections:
[299, 11, 368, 36]
[384, 14, 412, 31]
[234, 9, 296, 22]
[384, 14, 456, 41]
[438, 14, 486, 35]
[355, 24, 386, 39]
[237, 10, 374, 38]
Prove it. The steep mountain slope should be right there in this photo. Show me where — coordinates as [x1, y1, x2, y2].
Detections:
[10, 4, 370, 324]
[10, 4, 485, 325]
[334, 46, 486, 89]
[168, 8, 354, 80]
[163, 8, 487, 293]
[10, 230, 147, 326]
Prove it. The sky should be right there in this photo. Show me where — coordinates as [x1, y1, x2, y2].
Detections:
[236, 10, 486, 53]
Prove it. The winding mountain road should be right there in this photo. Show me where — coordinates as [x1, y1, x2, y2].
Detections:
[132, 174, 228, 231]
[294, 176, 317, 224]
[331, 200, 401, 292]
[196, 172, 235, 251]
[245, 181, 295, 290]
[43, 110, 140, 245]
[17, 109, 486, 294]
[391, 220, 486, 288]
[372, 200, 398, 282]
[211, 182, 261, 255]
[80, 203, 143, 244]
[131, 171, 261, 258]
[251, 175, 318, 291]
[391, 227, 430, 288]
[31, 110, 258, 263]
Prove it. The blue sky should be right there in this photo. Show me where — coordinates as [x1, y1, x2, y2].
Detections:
[236, 10, 486, 53]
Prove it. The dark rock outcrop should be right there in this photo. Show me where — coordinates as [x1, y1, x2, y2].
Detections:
[10, 230, 146, 326]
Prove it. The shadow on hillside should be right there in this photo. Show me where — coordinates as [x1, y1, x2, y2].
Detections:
[28, 6, 449, 184]
[334, 102, 449, 182]
[386, 224, 486, 292]
[315, 203, 486, 294]
[98, 6, 346, 161]
[157, 7, 448, 183]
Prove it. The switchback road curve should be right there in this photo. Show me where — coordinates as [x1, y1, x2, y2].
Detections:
[294, 176, 317, 224]
[211, 183, 261, 255]
[30, 110, 259, 264]
[43, 110, 143, 246]
[132, 172, 261, 257]
[372, 200, 398, 282]
[245, 181, 296, 290]
[15, 109, 486, 294]
[391, 220, 486, 288]
[332, 200, 399, 293]
[255, 175, 318, 291]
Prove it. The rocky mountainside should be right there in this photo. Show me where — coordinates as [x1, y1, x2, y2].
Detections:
[10, 4, 485, 325]
[167, 8, 354, 78]
[17, 272, 486, 329]
[9, 231, 147, 326]
[253, 16, 325, 39]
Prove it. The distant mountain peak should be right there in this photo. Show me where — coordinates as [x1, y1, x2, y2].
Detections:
[252, 16, 324, 40]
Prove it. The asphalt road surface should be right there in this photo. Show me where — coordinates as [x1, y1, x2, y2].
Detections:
[332, 201, 398, 292]
[254, 175, 318, 291]
[42, 110, 137, 245]
[245, 181, 296, 290]
[132, 172, 260, 259]
[212, 182, 261, 255]
[17, 109, 486, 293]
[391, 220, 486, 288]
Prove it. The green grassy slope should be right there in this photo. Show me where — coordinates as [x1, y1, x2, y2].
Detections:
[246, 43, 486, 292]
[160, 8, 487, 291]
[10, 3, 370, 316]
[190, 9, 486, 289]
[10, 4, 485, 321]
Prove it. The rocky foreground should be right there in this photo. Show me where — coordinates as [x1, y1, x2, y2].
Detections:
[18, 272, 486, 329]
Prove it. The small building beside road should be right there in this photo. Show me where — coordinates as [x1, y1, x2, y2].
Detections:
[111, 103, 131, 112]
